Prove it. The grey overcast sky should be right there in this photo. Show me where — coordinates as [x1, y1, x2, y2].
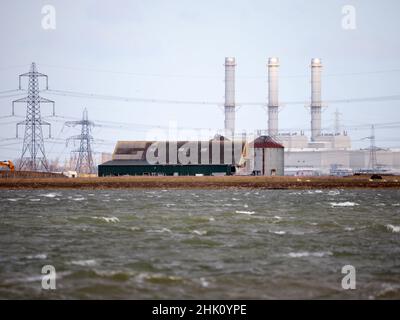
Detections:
[1, 0, 400, 161]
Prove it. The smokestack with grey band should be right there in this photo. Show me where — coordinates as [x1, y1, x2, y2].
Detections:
[268, 57, 279, 136]
[224, 57, 236, 137]
[310, 58, 322, 141]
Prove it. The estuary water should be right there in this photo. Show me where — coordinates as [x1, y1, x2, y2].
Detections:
[0, 189, 399, 299]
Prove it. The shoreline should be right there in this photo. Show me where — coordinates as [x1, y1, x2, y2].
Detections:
[0, 175, 399, 189]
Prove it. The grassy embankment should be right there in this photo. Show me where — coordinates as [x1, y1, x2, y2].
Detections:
[0, 175, 399, 189]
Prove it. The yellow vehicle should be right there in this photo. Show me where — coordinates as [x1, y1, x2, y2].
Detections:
[0, 160, 15, 172]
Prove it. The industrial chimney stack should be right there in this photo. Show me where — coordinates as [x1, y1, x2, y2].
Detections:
[310, 58, 322, 141]
[268, 57, 280, 136]
[224, 57, 236, 137]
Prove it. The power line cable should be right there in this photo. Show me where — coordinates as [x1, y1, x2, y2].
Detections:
[38, 114, 400, 133]
[0, 65, 30, 71]
[0, 89, 23, 95]
[44, 88, 400, 106]
[45, 88, 221, 105]
[38, 63, 400, 79]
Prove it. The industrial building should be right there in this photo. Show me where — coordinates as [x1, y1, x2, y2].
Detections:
[98, 136, 284, 176]
[251, 136, 285, 176]
[99, 138, 240, 176]
[263, 57, 400, 175]
[99, 56, 285, 177]
[98, 55, 399, 177]
[284, 148, 400, 176]
[265, 57, 351, 150]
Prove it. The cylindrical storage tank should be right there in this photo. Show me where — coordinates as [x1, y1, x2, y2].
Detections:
[224, 57, 236, 136]
[311, 58, 322, 141]
[268, 57, 280, 136]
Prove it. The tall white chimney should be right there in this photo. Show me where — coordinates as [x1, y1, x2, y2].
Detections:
[268, 57, 279, 136]
[310, 58, 322, 141]
[224, 57, 236, 137]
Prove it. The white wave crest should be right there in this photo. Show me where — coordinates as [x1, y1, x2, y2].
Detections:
[26, 253, 47, 260]
[287, 251, 332, 258]
[236, 210, 255, 215]
[93, 216, 120, 223]
[70, 259, 97, 266]
[40, 193, 60, 198]
[330, 202, 359, 207]
[386, 224, 400, 233]
[148, 228, 171, 233]
[192, 230, 208, 236]
[271, 231, 286, 235]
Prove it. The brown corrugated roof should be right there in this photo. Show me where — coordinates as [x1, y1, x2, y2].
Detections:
[112, 139, 246, 165]
[252, 136, 284, 149]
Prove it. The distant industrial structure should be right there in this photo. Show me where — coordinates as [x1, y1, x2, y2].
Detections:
[273, 58, 352, 151]
[99, 135, 284, 176]
[99, 56, 400, 177]
[261, 57, 399, 175]
[267, 57, 280, 137]
[12, 63, 55, 171]
[3, 58, 400, 177]
[100, 56, 287, 177]
[66, 108, 95, 174]
[224, 57, 236, 137]
[100, 137, 239, 176]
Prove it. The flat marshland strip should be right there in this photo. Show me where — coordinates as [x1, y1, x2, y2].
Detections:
[0, 175, 399, 189]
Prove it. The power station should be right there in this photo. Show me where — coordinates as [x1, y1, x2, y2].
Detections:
[3, 58, 400, 177]
[262, 57, 398, 175]
[99, 57, 287, 177]
[99, 135, 284, 177]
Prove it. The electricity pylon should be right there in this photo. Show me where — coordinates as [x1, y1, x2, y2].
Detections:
[66, 108, 95, 174]
[334, 108, 342, 134]
[13, 62, 55, 171]
[367, 125, 377, 170]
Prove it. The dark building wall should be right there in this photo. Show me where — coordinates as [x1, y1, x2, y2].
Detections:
[98, 164, 234, 176]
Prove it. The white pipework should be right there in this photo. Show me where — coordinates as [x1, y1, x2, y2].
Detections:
[268, 57, 279, 136]
[310, 58, 322, 141]
[224, 57, 236, 137]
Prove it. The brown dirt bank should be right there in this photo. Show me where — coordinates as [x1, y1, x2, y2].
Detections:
[0, 175, 400, 189]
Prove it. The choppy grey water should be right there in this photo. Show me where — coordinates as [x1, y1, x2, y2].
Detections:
[0, 189, 399, 299]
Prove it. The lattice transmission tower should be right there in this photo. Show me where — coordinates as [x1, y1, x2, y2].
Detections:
[367, 125, 377, 171]
[334, 108, 342, 135]
[13, 62, 55, 171]
[66, 108, 95, 174]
